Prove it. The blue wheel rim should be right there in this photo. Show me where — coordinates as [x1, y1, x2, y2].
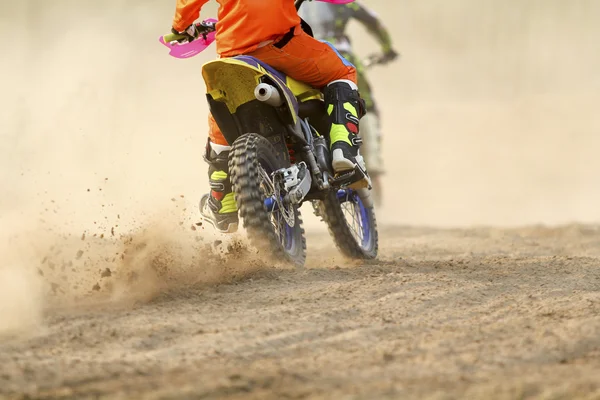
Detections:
[338, 189, 372, 249]
[356, 194, 371, 248]
[284, 222, 295, 251]
[271, 199, 296, 252]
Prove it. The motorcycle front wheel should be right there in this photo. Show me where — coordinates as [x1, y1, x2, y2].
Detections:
[316, 189, 379, 259]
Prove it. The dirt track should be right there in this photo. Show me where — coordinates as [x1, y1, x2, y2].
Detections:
[2, 1, 600, 399]
[1, 224, 599, 399]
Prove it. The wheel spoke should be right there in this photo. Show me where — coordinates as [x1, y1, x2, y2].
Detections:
[259, 164, 293, 251]
[341, 195, 365, 244]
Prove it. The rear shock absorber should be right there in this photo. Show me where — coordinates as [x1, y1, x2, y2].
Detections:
[286, 141, 296, 164]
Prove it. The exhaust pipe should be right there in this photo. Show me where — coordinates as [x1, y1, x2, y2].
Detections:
[254, 83, 283, 107]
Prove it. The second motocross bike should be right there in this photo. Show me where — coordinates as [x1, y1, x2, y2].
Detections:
[160, 0, 377, 268]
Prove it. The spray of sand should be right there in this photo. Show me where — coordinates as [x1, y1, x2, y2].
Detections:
[0, 195, 271, 340]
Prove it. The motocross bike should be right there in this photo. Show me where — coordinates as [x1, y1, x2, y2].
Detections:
[159, 0, 377, 268]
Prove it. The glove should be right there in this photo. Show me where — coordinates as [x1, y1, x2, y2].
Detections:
[171, 24, 200, 43]
[381, 49, 399, 64]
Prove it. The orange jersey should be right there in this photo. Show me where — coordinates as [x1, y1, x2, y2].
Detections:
[173, 0, 301, 57]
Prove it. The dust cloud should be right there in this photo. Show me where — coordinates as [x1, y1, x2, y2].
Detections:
[0, 1, 599, 332]
[0, 265, 43, 337]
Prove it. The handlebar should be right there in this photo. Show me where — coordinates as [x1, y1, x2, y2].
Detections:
[362, 54, 383, 69]
[362, 53, 401, 69]
[162, 32, 186, 43]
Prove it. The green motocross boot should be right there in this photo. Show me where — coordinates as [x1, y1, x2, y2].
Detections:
[324, 80, 371, 189]
[199, 142, 239, 233]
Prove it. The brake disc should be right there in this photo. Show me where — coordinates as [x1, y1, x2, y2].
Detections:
[259, 167, 296, 227]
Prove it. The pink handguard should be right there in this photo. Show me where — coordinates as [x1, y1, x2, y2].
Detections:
[159, 18, 218, 59]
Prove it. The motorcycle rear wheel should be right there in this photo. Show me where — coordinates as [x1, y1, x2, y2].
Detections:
[229, 133, 307, 269]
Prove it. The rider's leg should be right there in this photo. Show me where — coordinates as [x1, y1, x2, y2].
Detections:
[199, 114, 239, 233]
[247, 26, 369, 187]
[323, 77, 369, 187]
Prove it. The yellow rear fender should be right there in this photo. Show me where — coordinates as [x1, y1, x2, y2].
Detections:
[202, 57, 299, 123]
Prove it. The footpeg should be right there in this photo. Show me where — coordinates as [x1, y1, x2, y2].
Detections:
[330, 165, 372, 190]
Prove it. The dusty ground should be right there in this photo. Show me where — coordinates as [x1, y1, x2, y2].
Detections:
[1, 223, 599, 399]
[2, 0, 600, 399]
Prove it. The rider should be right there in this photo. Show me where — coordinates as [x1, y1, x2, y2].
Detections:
[300, 1, 398, 190]
[171, 0, 370, 233]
